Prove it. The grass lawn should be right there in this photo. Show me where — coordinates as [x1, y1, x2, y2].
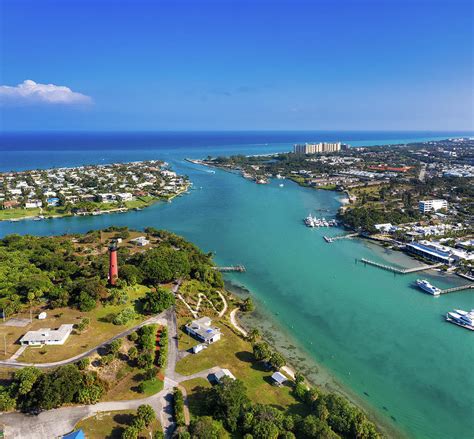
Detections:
[124, 196, 158, 209]
[105, 366, 164, 401]
[181, 378, 212, 418]
[175, 323, 305, 413]
[0, 207, 41, 220]
[0, 285, 150, 363]
[76, 410, 161, 439]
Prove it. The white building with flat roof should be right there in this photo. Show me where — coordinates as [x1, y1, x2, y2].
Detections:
[19, 324, 74, 346]
[418, 199, 447, 214]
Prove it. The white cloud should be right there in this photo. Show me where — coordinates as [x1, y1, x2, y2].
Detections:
[0, 80, 92, 105]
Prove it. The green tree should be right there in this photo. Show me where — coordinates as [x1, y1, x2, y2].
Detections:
[268, 352, 286, 370]
[14, 366, 42, 395]
[206, 377, 249, 432]
[137, 404, 156, 426]
[121, 426, 139, 439]
[252, 342, 271, 362]
[189, 416, 229, 439]
[142, 288, 175, 314]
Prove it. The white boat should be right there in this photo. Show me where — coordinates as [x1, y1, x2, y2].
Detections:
[416, 279, 441, 296]
[279, 184, 284, 187]
[446, 309, 474, 331]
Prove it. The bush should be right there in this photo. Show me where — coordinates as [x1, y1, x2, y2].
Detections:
[113, 307, 137, 325]
[173, 387, 186, 427]
[77, 358, 90, 370]
[137, 403, 156, 426]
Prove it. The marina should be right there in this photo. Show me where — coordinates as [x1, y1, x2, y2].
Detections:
[303, 214, 338, 228]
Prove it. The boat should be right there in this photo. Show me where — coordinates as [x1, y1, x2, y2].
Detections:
[279, 184, 284, 187]
[304, 214, 316, 227]
[416, 279, 441, 296]
[446, 309, 474, 331]
[304, 214, 339, 228]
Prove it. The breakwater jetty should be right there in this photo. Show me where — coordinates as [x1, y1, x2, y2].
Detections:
[214, 265, 246, 273]
[359, 258, 443, 274]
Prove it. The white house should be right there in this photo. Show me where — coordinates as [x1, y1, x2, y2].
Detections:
[25, 200, 42, 209]
[116, 192, 134, 202]
[130, 236, 150, 246]
[19, 324, 74, 346]
[185, 317, 221, 344]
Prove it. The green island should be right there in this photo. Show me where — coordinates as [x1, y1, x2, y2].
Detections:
[0, 227, 380, 438]
[0, 160, 190, 222]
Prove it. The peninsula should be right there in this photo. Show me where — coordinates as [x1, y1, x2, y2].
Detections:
[0, 227, 380, 438]
[0, 160, 190, 222]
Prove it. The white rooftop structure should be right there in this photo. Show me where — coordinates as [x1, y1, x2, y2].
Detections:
[20, 324, 74, 346]
[213, 368, 236, 383]
[185, 317, 221, 344]
[271, 371, 288, 386]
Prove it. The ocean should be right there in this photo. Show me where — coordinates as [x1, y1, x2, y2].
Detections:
[1, 131, 473, 438]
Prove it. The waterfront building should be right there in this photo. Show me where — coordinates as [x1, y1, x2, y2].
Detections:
[293, 142, 342, 154]
[418, 199, 447, 213]
[185, 317, 221, 344]
[19, 324, 74, 346]
[406, 240, 473, 265]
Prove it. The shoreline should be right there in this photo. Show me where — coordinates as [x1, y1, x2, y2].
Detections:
[225, 280, 406, 439]
[0, 184, 191, 223]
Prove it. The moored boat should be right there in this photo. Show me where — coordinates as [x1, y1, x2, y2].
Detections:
[416, 279, 441, 296]
[446, 309, 474, 331]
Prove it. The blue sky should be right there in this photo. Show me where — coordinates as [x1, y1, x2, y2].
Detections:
[0, 0, 472, 131]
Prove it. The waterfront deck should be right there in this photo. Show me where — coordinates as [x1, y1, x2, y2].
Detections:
[359, 258, 443, 274]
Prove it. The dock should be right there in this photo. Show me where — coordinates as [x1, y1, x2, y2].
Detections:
[214, 265, 246, 273]
[439, 284, 474, 294]
[324, 233, 359, 243]
[359, 258, 443, 274]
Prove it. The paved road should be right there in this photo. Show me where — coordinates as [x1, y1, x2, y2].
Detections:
[0, 313, 167, 369]
[0, 279, 228, 439]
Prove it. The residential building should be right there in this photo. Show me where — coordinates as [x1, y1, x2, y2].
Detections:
[130, 236, 150, 246]
[294, 142, 342, 154]
[24, 200, 42, 209]
[418, 199, 448, 214]
[185, 317, 221, 344]
[19, 324, 74, 346]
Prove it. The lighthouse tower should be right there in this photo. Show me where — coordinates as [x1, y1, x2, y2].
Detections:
[108, 241, 119, 285]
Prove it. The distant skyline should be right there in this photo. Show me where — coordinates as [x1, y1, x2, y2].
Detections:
[1, 0, 473, 131]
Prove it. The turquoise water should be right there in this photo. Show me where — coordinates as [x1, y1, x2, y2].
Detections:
[1, 133, 473, 438]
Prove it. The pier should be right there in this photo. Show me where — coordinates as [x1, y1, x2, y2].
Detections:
[324, 233, 359, 243]
[359, 258, 443, 274]
[439, 284, 474, 294]
[214, 265, 246, 273]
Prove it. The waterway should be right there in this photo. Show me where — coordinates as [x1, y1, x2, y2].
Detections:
[1, 132, 473, 438]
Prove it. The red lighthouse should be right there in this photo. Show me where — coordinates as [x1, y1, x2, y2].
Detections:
[108, 241, 119, 285]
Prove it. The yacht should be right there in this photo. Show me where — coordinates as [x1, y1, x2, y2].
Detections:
[304, 214, 317, 227]
[446, 309, 474, 331]
[416, 279, 441, 296]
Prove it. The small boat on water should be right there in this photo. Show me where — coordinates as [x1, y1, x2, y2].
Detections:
[416, 279, 441, 296]
[279, 184, 284, 187]
[446, 309, 474, 331]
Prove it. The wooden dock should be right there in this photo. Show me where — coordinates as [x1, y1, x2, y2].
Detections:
[359, 258, 443, 274]
[440, 284, 474, 294]
[214, 265, 246, 273]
